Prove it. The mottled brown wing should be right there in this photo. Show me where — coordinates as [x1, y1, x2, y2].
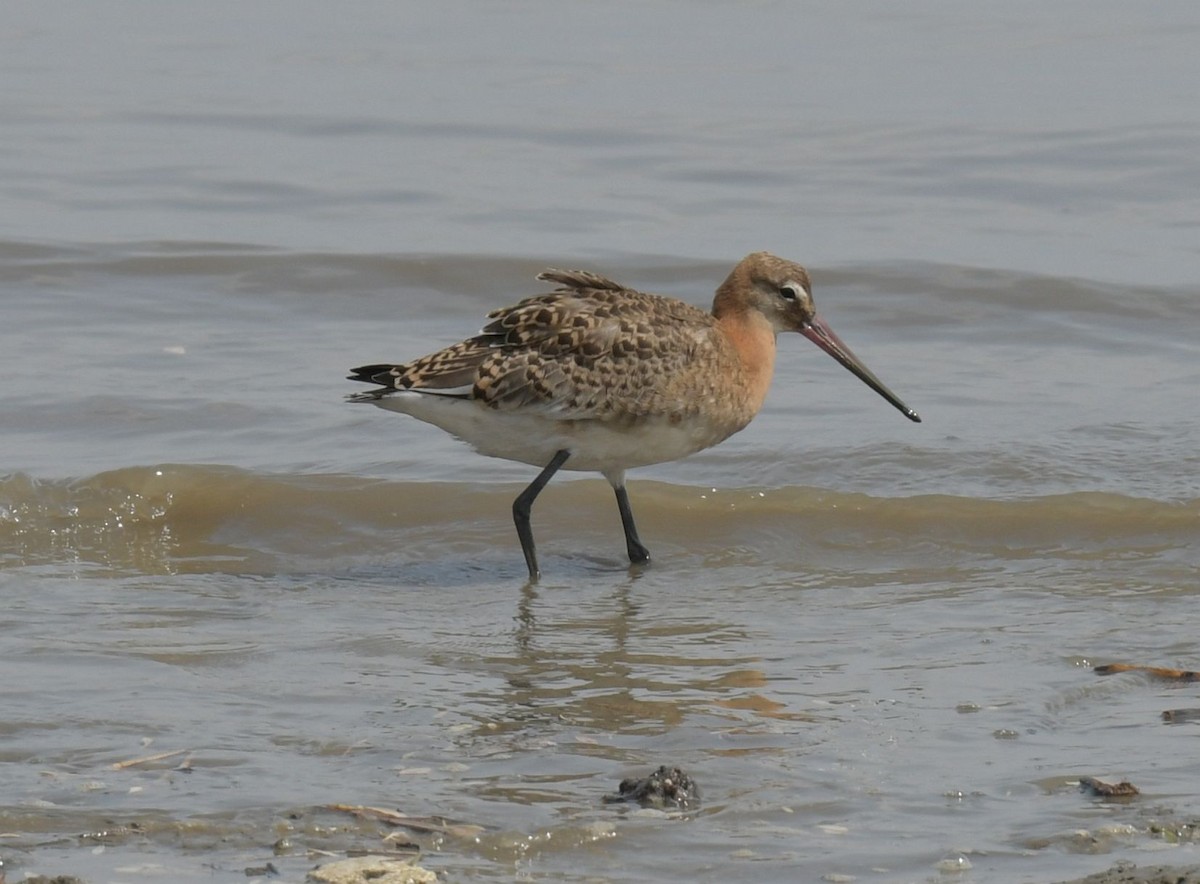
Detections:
[471, 275, 718, 418]
[349, 269, 718, 417]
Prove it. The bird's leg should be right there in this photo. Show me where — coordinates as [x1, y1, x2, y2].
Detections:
[513, 449, 571, 581]
[612, 478, 651, 566]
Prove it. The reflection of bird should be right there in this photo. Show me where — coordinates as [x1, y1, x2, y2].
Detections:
[349, 252, 920, 580]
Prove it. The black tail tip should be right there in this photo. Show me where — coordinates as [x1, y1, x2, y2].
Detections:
[348, 364, 394, 384]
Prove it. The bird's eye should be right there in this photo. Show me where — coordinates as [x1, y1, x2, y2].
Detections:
[779, 283, 802, 301]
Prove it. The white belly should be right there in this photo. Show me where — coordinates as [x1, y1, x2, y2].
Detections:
[365, 392, 746, 472]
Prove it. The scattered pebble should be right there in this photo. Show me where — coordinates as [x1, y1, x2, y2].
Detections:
[1080, 777, 1140, 799]
[307, 855, 437, 884]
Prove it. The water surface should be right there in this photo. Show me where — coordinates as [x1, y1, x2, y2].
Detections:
[2, 3, 1199, 882]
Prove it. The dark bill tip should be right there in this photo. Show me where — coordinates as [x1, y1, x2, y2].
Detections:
[801, 317, 921, 423]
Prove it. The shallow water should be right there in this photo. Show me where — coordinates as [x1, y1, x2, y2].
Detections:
[3, 4, 1200, 883]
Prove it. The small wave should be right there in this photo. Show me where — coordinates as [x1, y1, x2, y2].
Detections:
[2, 465, 1195, 577]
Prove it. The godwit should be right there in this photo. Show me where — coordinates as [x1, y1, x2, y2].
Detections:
[348, 252, 920, 580]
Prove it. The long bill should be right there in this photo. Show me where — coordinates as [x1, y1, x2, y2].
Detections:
[801, 316, 922, 423]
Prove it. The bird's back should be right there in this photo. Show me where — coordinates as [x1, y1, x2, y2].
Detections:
[352, 270, 746, 425]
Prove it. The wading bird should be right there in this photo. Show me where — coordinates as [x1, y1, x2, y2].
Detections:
[348, 252, 920, 580]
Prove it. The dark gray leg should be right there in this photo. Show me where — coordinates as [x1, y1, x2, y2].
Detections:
[513, 449, 571, 581]
[614, 484, 651, 566]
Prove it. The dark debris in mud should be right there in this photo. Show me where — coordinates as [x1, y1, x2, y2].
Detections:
[606, 765, 700, 810]
[1080, 777, 1141, 799]
[1054, 861, 1200, 884]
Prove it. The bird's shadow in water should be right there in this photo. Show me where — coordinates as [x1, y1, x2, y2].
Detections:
[340, 553, 651, 656]
[514, 561, 644, 656]
[343, 548, 648, 592]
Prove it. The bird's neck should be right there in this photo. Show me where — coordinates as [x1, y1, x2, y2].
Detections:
[715, 308, 778, 414]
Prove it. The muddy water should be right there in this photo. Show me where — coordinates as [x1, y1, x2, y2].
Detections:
[4, 3, 1200, 882]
